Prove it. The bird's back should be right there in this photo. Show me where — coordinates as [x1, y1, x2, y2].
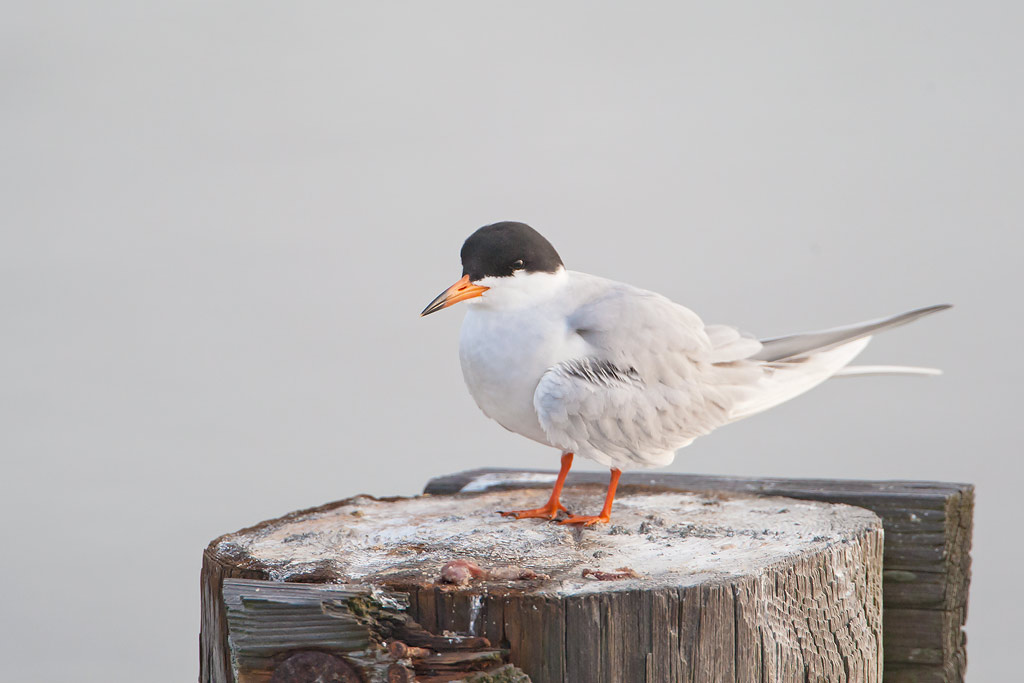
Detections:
[533, 272, 763, 468]
[461, 269, 943, 471]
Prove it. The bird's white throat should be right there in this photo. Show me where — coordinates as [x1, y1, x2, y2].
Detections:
[468, 267, 568, 312]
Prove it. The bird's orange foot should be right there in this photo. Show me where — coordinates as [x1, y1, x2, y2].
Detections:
[559, 514, 610, 527]
[500, 502, 568, 520]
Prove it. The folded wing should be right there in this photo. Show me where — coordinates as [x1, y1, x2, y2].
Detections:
[533, 281, 760, 469]
[534, 277, 948, 469]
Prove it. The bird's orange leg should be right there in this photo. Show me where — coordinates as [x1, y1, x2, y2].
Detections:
[500, 452, 573, 520]
[559, 468, 621, 526]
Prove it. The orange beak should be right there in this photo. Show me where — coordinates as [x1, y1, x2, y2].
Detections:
[420, 275, 490, 316]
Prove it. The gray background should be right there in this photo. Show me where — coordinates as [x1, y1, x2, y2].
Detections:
[2, 2, 1020, 680]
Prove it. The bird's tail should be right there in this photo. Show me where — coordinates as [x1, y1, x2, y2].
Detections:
[727, 304, 950, 422]
[833, 364, 942, 377]
[729, 337, 871, 421]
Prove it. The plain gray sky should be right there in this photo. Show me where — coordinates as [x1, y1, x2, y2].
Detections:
[2, 2, 1021, 680]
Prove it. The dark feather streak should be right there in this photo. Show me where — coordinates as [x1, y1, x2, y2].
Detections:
[563, 358, 643, 388]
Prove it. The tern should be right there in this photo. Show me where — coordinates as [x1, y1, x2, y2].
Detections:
[421, 221, 949, 526]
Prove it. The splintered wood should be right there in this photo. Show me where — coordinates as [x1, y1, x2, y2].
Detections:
[201, 485, 884, 683]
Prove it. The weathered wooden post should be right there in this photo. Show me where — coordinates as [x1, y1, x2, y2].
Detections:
[427, 470, 975, 683]
[201, 482, 894, 683]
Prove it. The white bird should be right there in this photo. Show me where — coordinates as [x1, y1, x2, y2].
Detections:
[421, 222, 949, 526]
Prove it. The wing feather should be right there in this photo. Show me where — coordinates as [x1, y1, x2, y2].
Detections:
[752, 304, 951, 362]
[532, 275, 946, 470]
[533, 278, 751, 468]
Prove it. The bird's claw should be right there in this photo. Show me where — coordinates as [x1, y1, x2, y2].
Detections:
[558, 514, 609, 527]
[499, 502, 568, 520]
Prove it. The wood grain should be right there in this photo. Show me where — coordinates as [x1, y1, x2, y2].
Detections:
[425, 469, 973, 683]
[201, 485, 884, 682]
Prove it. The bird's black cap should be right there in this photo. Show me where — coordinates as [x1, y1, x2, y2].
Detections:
[461, 222, 564, 282]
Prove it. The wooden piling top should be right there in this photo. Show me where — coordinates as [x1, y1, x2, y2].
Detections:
[202, 484, 885, 682]
[211, 484, 880, 594]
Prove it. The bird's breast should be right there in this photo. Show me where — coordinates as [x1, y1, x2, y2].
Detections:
[459, 306, 587, 446]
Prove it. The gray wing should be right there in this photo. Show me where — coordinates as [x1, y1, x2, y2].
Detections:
[752, 304, 951, 361]
[532, 281, 763, 469]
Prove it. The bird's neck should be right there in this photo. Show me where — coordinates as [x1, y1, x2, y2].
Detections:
[469, 267, 569, 313]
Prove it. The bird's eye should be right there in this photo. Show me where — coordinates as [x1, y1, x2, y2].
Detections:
[512, 259, 525, 270]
